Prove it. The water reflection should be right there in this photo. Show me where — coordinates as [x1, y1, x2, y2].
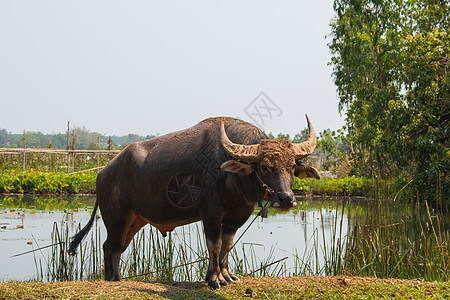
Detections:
[0, 195, 96, 281]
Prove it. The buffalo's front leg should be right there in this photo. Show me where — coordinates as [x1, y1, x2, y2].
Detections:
[203, 219, 227, 289]
[219, 224, 239, 283]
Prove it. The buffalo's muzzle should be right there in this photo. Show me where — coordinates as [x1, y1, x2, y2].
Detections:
[272, 192, 297, 209]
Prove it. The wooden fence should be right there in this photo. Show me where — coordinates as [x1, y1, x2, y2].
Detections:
[0, 148, 121, 174]
[1, 148, 324, 175]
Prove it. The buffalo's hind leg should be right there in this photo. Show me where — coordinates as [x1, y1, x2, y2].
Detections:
[103, 224, 127, 281]
[103, 238, 122, 281]
[103, 213, 147, 281]
[219, 224, 239, 283]
[103, 216, 130, 281]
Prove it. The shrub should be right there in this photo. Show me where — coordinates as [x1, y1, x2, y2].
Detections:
[293, 176, 373, 196]
[0, 170, 96, 194]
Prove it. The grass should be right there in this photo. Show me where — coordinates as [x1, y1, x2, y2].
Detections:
[0, 277, 449, 299]
[342, 198, 450, 281]
[32, 221, 210, 283]
[33, 218, 290, 283]
[29, 195, 449, 284]
[34, 217, 103, 282]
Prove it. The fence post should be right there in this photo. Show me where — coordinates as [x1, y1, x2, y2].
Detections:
[72, 131, 76, 173]
[22, 129, 27, 172]
[97, 136, 100, 173]
[67, 121, 70, 174]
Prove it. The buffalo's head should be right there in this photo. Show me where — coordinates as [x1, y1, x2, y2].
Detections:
[220, 115, 320, 210]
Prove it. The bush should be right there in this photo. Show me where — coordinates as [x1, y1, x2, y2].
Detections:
[293, 176, 373, 196]
[0, 170, 96, 194]
[0, 171, 375, 198]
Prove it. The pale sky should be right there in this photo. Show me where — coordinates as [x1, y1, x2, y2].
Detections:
[0, 0, 344, 137]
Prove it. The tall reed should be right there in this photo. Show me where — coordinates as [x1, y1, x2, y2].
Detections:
[34, 195, 449, 282]
[34, 219, 102, 281]
[289, 196, 449, 282]
[342, 198, 449, 281]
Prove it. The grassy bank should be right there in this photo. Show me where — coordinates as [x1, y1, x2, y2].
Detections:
[0, 170, 374, 197]
[0, 277, 449, 299]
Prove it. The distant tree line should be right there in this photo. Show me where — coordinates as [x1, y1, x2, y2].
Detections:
[1, 124, 347, 175]
[0, 127, 157, 150]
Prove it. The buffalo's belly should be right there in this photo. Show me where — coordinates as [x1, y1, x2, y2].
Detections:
[138, 211, 202, 237]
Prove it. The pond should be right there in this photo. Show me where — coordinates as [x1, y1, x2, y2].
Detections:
[4, 194, 445, 283]
[0, 194, 365, 282]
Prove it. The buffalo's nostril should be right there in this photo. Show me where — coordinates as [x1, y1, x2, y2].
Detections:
[278, 192, 294, 204]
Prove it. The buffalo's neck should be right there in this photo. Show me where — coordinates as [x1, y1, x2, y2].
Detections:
[224, 173, 264, 207]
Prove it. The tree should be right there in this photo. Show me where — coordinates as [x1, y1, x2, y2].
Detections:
[329, 0, 449, 205]
[292, 128, 309, 143]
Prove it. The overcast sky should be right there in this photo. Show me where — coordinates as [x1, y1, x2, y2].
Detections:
[0, 0, 344, 137]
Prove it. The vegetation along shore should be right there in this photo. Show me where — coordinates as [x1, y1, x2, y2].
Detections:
[1, 277, 449, 299]
[0, 169, 374, 197]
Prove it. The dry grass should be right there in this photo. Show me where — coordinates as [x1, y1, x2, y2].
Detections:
[1, 276, 449, 299]
[0, 280, 210, 300]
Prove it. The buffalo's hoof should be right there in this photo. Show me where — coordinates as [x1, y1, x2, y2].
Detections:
[224, 275, 239, 283]
[220, 279, 229, 287]
[208, 280, 221, 290]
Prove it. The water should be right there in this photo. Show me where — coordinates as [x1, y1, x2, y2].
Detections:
[0, 194, 356, 281]
[0, 195, 97, 281]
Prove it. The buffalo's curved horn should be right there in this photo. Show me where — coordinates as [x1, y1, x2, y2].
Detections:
[293, 115, 317, 158]
[220, 121, 262, 162]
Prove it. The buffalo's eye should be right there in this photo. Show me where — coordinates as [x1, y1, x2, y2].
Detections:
[291, 164, 296, 171]
[261, 165, 269, 172]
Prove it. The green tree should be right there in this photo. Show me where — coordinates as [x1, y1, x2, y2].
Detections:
[329, 0, 449, 205]
[318, 129, 338, 161]
[277, 133, 290, 140]
[292, 128, 308, 143]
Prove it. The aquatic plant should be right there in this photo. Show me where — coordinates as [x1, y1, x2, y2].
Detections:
[28, 196, 450, 283]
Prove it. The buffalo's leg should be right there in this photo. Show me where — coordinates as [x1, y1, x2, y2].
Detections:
[103, 238, 122, 281]
[219, 224, 239, 283]
[103, 227, 126, 281]
[103, 213, 142, 281]
[203, 219, 227, 289]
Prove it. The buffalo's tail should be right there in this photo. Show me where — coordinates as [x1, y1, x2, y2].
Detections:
[68, 199, 99, 255]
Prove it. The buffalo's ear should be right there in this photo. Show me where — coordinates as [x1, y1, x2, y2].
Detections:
[221, 160, 254, 175]
[294, 162, 321, 179]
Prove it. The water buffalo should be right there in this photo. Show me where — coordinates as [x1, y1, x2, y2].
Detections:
[69, 116, 320, 289]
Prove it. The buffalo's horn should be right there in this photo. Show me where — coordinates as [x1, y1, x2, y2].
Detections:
[293, 114, 317, 158]
[220, 121, 262, 162]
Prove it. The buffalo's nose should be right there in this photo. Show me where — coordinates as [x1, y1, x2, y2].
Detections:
[277, 192, 295, 205]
